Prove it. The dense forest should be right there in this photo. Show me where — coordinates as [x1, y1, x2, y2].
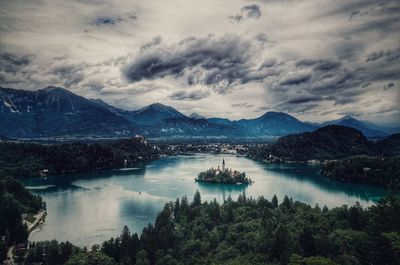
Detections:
[24, 191, 400, 265]
[0, 137, 159, 178]
[0, 176, 44, 260]
[321, 157, 400, 190]
[247, 126, 400, 161]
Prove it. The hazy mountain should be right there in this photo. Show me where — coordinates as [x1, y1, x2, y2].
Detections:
[236, 112, 317, 137]
[130, 103, 187, 125]
[146, 117, 243, 138]
[0, 86, 137, 138]
[189, 112, 206, 120]
[322, 115, 387, 138]
[362, 120, 400, 135]
[207, 118, 234, 126]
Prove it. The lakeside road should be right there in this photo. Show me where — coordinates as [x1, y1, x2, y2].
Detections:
[23, 210, 46, 233]
[2, 210, 46, 264]
[4, 246, 15, 265]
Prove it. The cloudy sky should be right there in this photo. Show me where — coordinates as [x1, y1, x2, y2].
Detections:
[0, 0, 399, 124]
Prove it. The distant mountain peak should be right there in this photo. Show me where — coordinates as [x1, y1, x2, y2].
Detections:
[322, 115, 388, 138]
[189, 112, 206, 120]
[133, 102, 186, 125]
[42, 86, 69, 92]
[137, 102, 176, 113]
[262, 111, 290, 117]
[341, 115, 356, 120]
[260, 111, 299, 121]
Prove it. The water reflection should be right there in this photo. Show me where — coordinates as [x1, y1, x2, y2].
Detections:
[261, 162, 388, 202]
[196, 181, 248, 201]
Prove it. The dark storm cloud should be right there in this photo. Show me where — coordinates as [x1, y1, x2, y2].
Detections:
[123, 35, 271, 90]
[366, 48, 400, 62]
[259, 58, 277, 69]
[170, 89, 210, 101]
[323, 0, 400, 39]
[49, 63, 87, 87]
[140, 36, 162, 51]
[0, 52, 34, 73]
[287, 96, 322, 104]
[90, 12, 137, 26]
[228, 4, 261, 22]
[91, 16, 123, 26]
[255, 33, 276, 48]
[331, 96, 359, 106]
[271, 51, 395, 109]
[272, 99, 320, 114]
[324, 0, 399, 19]
[296, 59, 341, 72]
[346, 16, 400, 36]
[279, 71, 311, 86]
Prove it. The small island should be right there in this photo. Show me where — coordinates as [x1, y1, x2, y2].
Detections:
[195, 159, 252, 185]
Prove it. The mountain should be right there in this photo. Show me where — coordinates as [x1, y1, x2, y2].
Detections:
[1, 86, 397, 140]
[189, 112, 206, 120]
[362, 120, 400, 135]
[236, 112, 317, 137]
[207, 118, 234, 126]
[250, 125, 375, 161]
[376, 133, 400, 156]
[322, 115, 387, 138]
[145, 117, 243, 138]
[130, 103, 187, 125]
[0, 86, 138, 138]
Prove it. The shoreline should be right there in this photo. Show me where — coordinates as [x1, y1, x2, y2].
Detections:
[25, 210, 47, 234]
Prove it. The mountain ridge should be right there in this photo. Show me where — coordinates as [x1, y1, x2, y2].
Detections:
[1, 86, 397, 139]
[321, 115, 388, 138]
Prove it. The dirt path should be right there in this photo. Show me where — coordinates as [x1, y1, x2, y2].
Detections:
[4, 245, 15, 265]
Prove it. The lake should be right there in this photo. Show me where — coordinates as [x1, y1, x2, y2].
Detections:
[23, 153, 388, 247]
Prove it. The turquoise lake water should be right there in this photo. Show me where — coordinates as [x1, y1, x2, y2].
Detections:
[23, 153, 388, 247]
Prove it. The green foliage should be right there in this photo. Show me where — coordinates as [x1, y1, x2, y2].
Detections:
[247, 126, 375, 161]
[65, 251, 117, 265]
[0, 175, 44, 260]
[247, 128, 400, 162]
[26, 193, 400, 265]
[0, 138, 159, 178]
[25, 240, 80, 265]
[321, 157, 400, 190]
[193, 190, 201, 207]
[197, 168, 251, 184]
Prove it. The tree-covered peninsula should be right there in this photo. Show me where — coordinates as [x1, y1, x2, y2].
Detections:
[247, 126, 400, 162]
[0, 136, 159, 178]
[321, 156, 400, 190]
[0, 176, 44, 261]
[196, 159, 252, 185]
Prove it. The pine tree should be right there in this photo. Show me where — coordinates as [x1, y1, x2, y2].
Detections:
[272, 194, 278, 208]
[193, 190, 201, 207]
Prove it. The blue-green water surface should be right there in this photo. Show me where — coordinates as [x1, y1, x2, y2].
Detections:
[23, 153, 388, 247]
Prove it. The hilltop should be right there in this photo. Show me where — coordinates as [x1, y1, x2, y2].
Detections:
[247, 125, 399, 162]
